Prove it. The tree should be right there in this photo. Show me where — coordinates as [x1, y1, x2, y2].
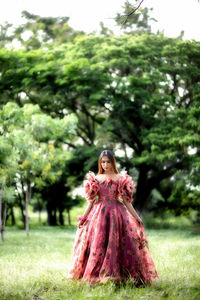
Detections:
[0, 102, 77, 232]
[5, 11, 85, 50]
[0, 34, 200, 214]
[0, 136, 18, 241]
[94, 34, 200, 212]
[117, 0, 200, 27]
[0, 38, 108, 147]
[115, 0, 156, 33]
[0, 22, 13, 48]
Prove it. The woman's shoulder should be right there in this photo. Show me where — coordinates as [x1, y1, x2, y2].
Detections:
[96, 173, 122, 181]
[85, 171, 132, 182]
[119, 171, 134, 184]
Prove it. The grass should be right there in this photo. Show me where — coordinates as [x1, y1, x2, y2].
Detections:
[0, 223, 200, 300]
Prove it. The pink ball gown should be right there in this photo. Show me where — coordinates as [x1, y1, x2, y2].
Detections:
[67, 171, 158, 285]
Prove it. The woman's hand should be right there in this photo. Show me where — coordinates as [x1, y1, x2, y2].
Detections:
[123, 198, 143, 226]
[77, 215, 88, 228]
[136, 216, 143, 225]
[77, 201, 94, 229]
[78, 219, 87, 228]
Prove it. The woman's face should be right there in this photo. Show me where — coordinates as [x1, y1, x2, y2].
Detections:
[101, 156, 113, 173]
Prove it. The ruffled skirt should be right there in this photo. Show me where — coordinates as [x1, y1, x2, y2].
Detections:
[67, 200, 158, 285]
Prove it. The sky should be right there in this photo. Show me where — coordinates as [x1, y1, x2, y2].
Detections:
[1, 0, 200, 41]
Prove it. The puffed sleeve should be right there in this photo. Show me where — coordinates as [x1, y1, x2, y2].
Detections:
[83, 171, 99, 203]
[118, 171, 135, 203]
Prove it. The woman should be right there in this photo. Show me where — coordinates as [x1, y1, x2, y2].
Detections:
[67, 150, 158, 285]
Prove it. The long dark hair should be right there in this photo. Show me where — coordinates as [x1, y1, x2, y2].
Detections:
[97, 150, 119, 174]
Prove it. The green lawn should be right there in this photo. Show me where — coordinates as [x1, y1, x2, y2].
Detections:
[0, 226, 200, 300]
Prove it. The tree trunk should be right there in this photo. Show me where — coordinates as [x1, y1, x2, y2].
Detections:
[67, 208, 71, 226]
[2, 203, 7, 241]
[46, 204, 57, 226]
[134, 189, 152, 213]
[10, 206, 16, 226]
[0, 191, 7, 242]
[22, 180, 27, 227]
[134, 161, 184, 213]
[19, 201, 25, 228]
[134, 165, 151, 213]
[0, 189, 3, 242]
[59, 207, 64, 226]
[25, 180, 31, 236]
[53, 209, 57, 224]
[16, 184, 25, 228]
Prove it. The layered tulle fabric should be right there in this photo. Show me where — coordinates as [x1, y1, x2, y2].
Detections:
[67, 172, 158, 285]
[84, 171, 100, 203]
[117, 171, 135, 203]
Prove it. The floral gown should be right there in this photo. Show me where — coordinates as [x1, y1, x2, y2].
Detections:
[67, 171, 158, 284]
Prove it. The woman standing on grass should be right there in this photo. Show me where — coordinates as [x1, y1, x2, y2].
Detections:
[67, 150, 158, 285]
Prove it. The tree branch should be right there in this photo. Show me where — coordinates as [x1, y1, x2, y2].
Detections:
[76, 129, 91, 145]
[120, 0, 145, 25]
[149, 160, 184, 188]
[62, 141, 77, 149]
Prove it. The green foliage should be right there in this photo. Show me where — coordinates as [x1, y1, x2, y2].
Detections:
[0, 102, 77, 182]
[0, 101, 77, 226]
[0, 136, 12, 167]
[30, 192, 45, 212]
[0, 22, 13, 48]
[167, 181, 200, 217]
[1, 187, 16, 205]
[115, 1, 157, 34]
[0, 135, 18, 188]
[0, 33, 200, 215]
[0, 11, 85, 50]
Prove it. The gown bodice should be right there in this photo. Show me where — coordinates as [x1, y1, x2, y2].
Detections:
[97, 179, 120, 203]
[84, 171, 135, 204]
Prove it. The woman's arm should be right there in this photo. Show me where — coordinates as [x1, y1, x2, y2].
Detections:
[78, 201, 94, 228]
[123, 198, 143, 224]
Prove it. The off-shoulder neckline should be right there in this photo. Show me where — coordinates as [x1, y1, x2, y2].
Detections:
[95, 174, 122, 184]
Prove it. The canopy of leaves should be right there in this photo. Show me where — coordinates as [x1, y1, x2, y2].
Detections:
[0, 33, 200, 213]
